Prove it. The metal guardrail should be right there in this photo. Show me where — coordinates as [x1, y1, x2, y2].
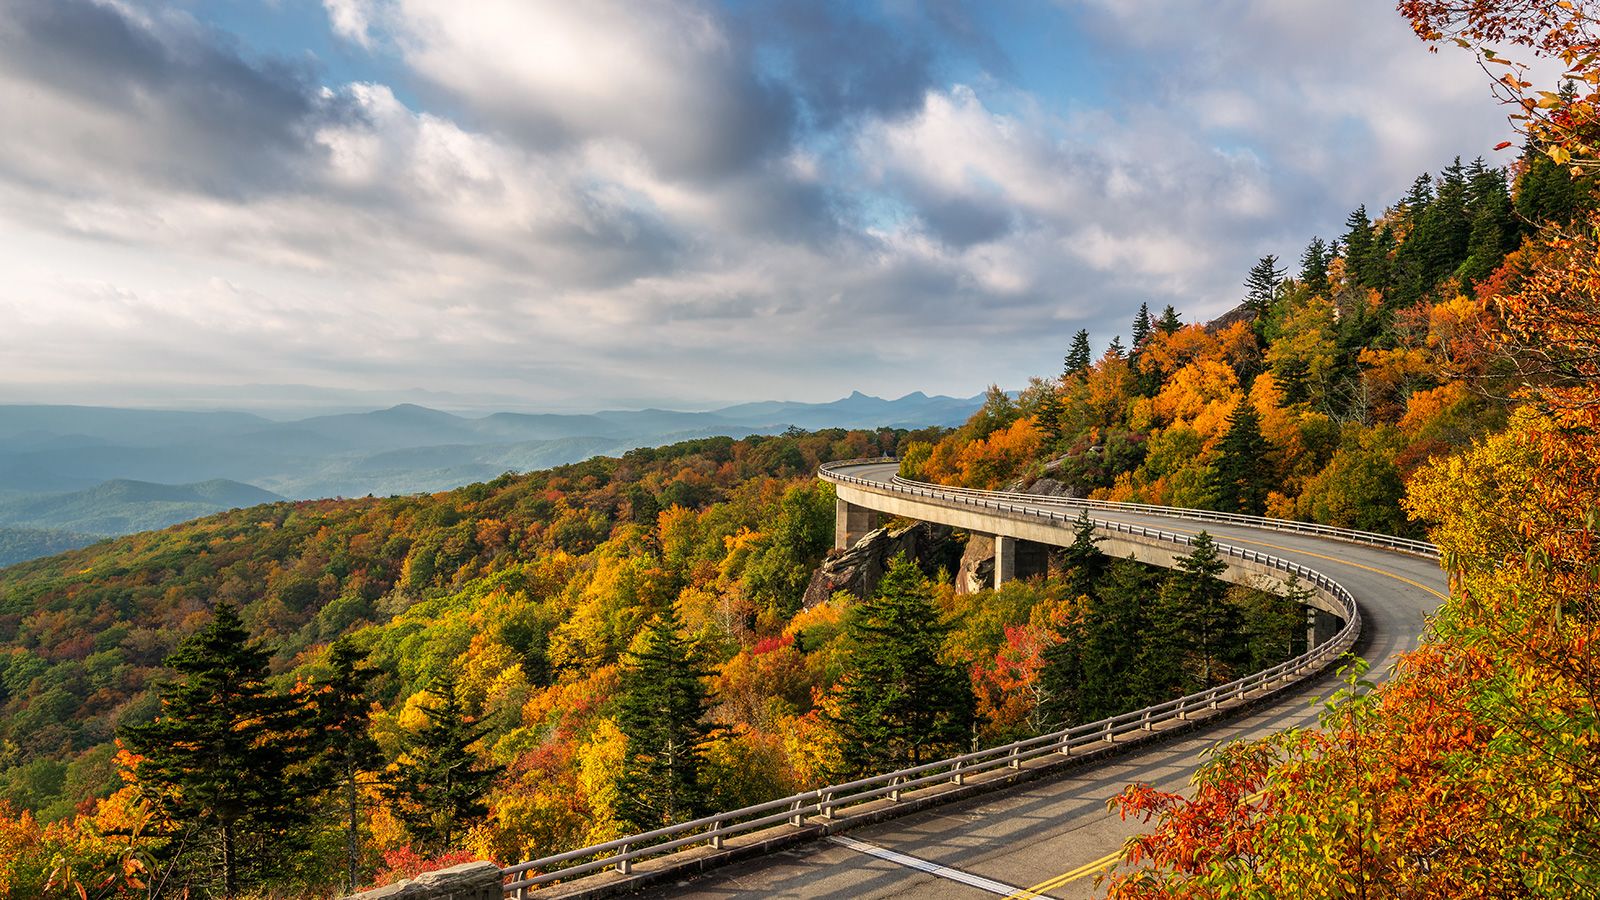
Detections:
[497, 458, 1374, 896]
[851, 462, 1438, 559]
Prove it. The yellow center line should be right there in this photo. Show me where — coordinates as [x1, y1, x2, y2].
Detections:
[1005, 848, 1124, 899]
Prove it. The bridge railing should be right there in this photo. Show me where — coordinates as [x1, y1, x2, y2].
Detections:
[818, 458, 1438, 559]
[498, 461, 1367, 897]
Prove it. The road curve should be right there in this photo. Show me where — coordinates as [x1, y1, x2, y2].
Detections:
[635, 462, 1447, 900]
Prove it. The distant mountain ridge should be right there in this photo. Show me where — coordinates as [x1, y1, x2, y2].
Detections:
[0, 392, 978, 564]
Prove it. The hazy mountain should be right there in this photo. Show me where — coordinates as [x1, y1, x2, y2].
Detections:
[0, 526, 103, 568]
[0, 479, 285, 535]
[0, 391, 979, 559]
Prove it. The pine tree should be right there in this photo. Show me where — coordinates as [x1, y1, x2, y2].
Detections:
[1106, 334, 1126, 359]
[1156, 533, 1236, 691]
[1130, 303, 1153, 352]
[1206, 401, 1272, 515]
[615, 608, 713, 831]
[832, 555, 974, 776]
[1238, 575, 1310, 671]
[1272, 355, 1311, 405]
[1243, 255, 1286, 317]
[1342, 205, 1375, 288]
[1035, 387, 1064, 442]
[121, 603, 317, 897]
[383, 674, 501, 852]
[1059, 511, 1107, 601]
[1064, 329, 1093, 376]
[312, 637, 382, 893]
[1460, 161, 1518, 287]
[1079, 558, 1160, 719]
[1156, 305, 1182, 335]
[1299, 236, 1331, 298]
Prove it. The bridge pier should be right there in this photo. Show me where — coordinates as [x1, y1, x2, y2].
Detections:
[1306, 606, 1342, 649]
[835, 498, 880, 551]
[992, 535, 1051, 588]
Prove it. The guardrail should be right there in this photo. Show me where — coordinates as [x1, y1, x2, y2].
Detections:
[497, 459, 1367, 897]
[818, 458, 1438, 559]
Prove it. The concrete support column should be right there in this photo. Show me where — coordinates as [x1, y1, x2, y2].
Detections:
[834, 498, 880, 551]
[994, 534, 1016, 588]
[1306, 606, 1342, 649]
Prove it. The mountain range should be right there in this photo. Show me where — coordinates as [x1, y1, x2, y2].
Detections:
[0, 391, 979, 565]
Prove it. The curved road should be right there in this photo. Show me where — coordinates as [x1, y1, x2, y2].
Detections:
[634, 462, 1447, 900]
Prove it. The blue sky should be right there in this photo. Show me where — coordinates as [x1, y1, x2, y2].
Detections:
[0, 0, 1515, 412]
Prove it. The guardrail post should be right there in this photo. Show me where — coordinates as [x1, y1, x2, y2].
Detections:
[790, 799, 804, 826]
[890, 775, 904, 802]
[617, 846, 632, 875]
[951, 761, 965, 785]
[1141, 710, 1152, 731]
[1102, 721, 1114, 743]
[1008, 746, 1021, 769]
[820, 791, 835, 819]
[709, 820, 724, 850]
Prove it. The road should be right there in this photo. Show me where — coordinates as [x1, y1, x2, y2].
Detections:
[635, 462, 1447, 900]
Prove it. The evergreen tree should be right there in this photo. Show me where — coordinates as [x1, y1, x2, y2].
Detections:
[1239, 575, 1310, 671]
[312, 638, 382, 893]
[383, 674, 501, 852]
[1515, 138, 1587, 225]
[121, 602, 317, 897]
[832, 555, 974, 776]
[615, 608, 713, 831]
[1243, 254, 1286, 316]
[1460, 162, 1519, 287]
[1059, 511, 1107, 601]
[1342, 205, 1376, 288]
[1206, 402, 1272, 516]
[1272, 355, 1311, 406]
[1298, 236, 1331, 298]
[1107, 334, 1126, 359]
[1156, 305, 1182, 335]
[1064, 329, 1093, 376]
[1155, 533, 1236, 692]
[1079, 558, 1161, 719]
[1130, 303, 1153, 352]
[1035, 387, 1064, 442]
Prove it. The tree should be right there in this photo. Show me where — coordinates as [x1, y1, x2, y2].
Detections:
[312, 638, 382, 893]
[1107, 335, 1127, 359]
[1298, 237, 1331, 298]
[1131, 303, 1153, 353]
[1206, 402, 1272, 515]
[615, 608, 713, 832]
[383, 674, 501, 852]
[1059, 511, 1107, 601]
[1157, 305, 1183, 335]
[1244, 255, 1286, 318]
[120, 602, 317, 897]
[1064, 329, 1093, 376]
[1342, 204, 1376, 288]
[831, 556, 974, 776]
[1156, 533, 1235, 690]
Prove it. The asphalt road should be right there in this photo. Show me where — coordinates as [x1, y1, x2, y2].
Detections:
[636, 462, 1448, 900]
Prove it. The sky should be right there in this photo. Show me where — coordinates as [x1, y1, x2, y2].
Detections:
[0, 0, 1517, 413]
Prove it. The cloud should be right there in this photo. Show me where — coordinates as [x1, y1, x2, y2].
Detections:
[0, 0, 1520, 410]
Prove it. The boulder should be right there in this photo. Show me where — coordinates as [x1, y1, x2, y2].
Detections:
[801, 522, 954, 608]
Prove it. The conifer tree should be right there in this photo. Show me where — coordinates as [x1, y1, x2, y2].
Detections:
[312, 638, 382, 893]
[1130, 303, 1152, 352]
[1035, 387, 1064, 442]
[1243, 255, 1285, 317]
[1341, 205, 1375, 288]
[1156, 305, 1182, 335]
[1298, 236, 1331, 298]
[383, 674, 501, 852]
[1059, 511, 1107, 601]
[1077, 558, 1160, 719]
[1155, 533, 1236, 691]
[1206, 402, 1272, 516]
[615, 608, 713, 831]
[1107, 335, 1126, 359]
[121, 602, 317, 897]
[832, 555, 974, 776]
[1064, 329, 1093, 376]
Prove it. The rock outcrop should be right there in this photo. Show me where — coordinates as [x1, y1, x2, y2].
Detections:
[956, 533, 996, 595]
[801, 522, 955, 608]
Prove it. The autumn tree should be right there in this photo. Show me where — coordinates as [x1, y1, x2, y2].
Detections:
[831, 556, 974, 776]
[614, 608, 714, 832]
[120, 602, 317, 897]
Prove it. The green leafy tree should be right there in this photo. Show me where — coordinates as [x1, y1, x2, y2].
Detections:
[1206, 402, 1273, 515]
[121, 602, 317, 897]
[382, 674, 501, 852]
[312, 638, 382, 893]
[832, 555, 974, 776]
[615, 607, 713, 831]
[1064, 329, 1093, 376]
